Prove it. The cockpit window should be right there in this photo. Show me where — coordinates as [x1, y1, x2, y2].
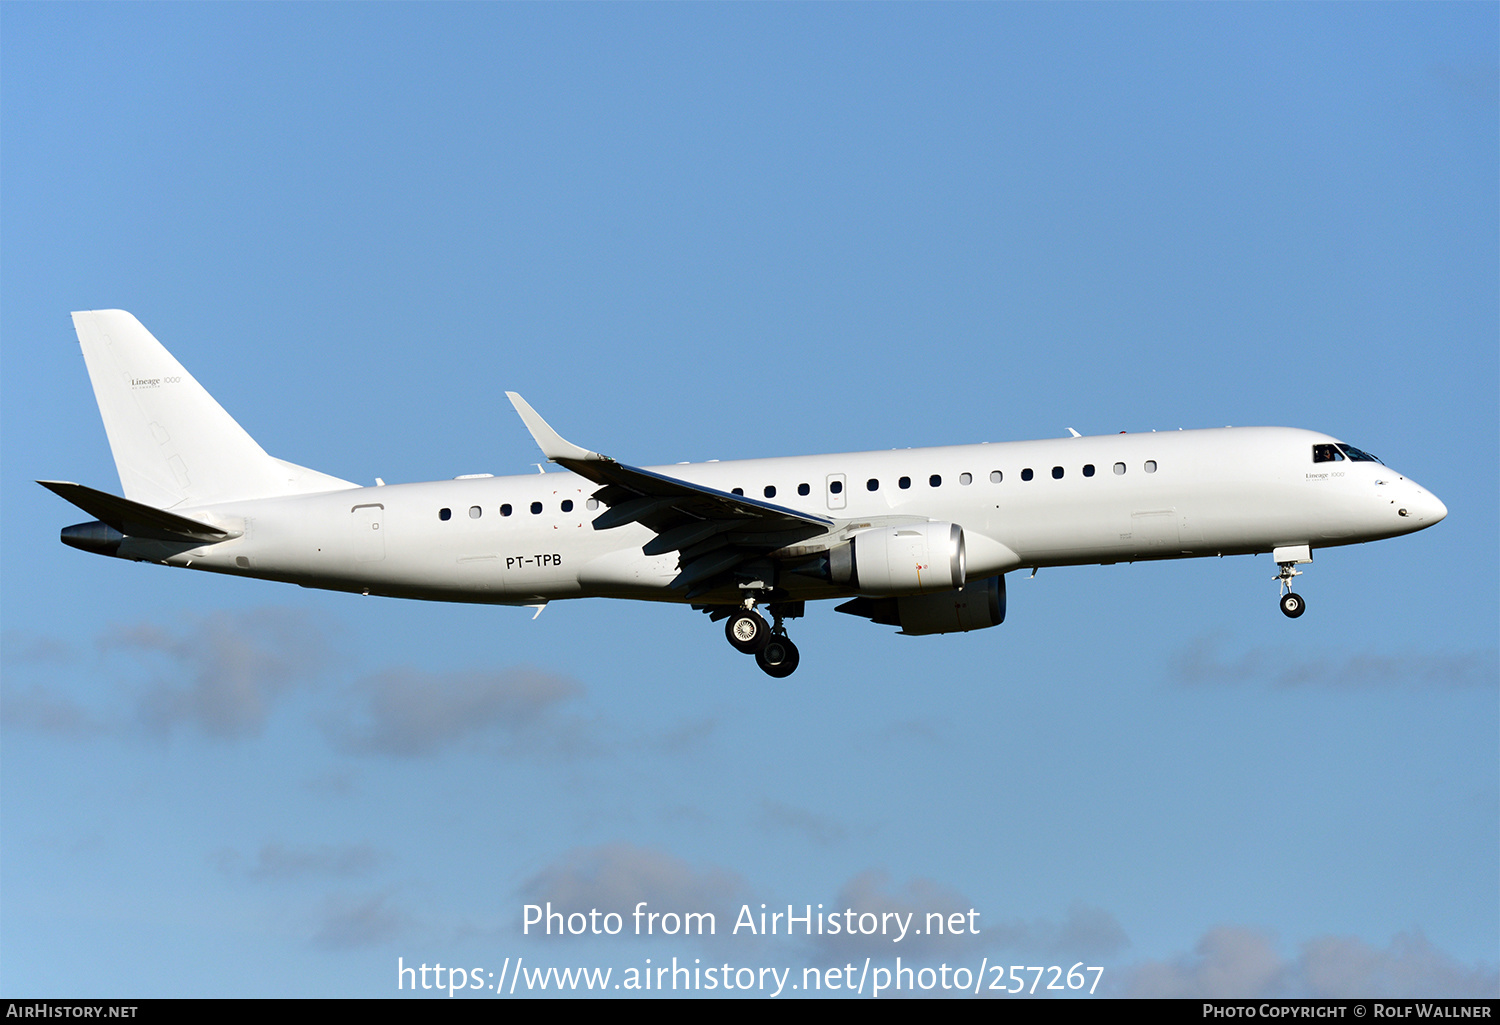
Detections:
[1339, 444, 1382, 464]
[1312, 444, 1344, 463]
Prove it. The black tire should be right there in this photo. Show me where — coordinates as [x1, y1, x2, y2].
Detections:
[1280, 592, 1306, 618]
[756, 636, 800, 678]
[725, 610, 769, 654]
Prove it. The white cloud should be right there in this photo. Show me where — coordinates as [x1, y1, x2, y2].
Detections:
[1173, 636, 1498, 691]
[1119, 926, 1499, 998]
[102, 608, 330, 739]
[2, 631, 74, 664]
[653, 716, 717, 754]
[808, 870, 986, 961]
[1, 685, 111, 737]
[519, 843, 747, 933]
[213, 842, 386, 881]
[987, 901, 1130, 960]
[1297, 931, 1500, 998]
[4, 609, 328, 740]
[756, 799, 849, 847]
[326, 665, 587, 757]
[311, 889, 413, 950]
[806, 873, 1128, 964]
[1121, 926, 1285, 998]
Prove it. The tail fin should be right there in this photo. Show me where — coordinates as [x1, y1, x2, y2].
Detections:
[71, 310, 356, 508]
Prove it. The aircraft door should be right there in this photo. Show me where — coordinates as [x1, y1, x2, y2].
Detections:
[826, 473, 847, 511]
[352, 503, 385, 562]
[1130, 509, 1177, 552]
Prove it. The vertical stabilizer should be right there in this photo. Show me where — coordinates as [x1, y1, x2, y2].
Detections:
[71, 310, 356, 508]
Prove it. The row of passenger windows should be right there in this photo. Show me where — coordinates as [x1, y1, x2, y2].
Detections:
[734, 461, 1159, 498]
[437, 460, 1162, 519]
[438, 498, 602, 520]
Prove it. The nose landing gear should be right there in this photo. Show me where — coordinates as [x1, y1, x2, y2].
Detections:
[1273, 545, 1312, 619]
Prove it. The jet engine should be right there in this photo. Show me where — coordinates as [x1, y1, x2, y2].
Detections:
[835, 574, 1006, 635]
[826, 522, 966, 595]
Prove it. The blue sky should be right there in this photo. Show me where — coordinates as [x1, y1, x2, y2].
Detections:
[2, 3, 1495, 998]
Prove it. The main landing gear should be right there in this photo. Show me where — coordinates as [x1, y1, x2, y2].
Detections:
[723, 601, 800, 677]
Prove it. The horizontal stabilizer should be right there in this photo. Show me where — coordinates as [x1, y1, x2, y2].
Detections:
[37, 480, 238, 543]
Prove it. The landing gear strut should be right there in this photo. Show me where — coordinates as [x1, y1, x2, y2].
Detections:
[721, 600, 800, 676]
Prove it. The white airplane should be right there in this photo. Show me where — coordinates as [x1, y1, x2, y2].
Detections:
[43, 310, 1447, 678]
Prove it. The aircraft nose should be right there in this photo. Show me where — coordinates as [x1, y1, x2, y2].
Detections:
[1403, 483, 1447, 526]
[1424, 491, 1448, 524]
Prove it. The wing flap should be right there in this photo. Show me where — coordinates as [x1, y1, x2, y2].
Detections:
[672, 549, 752, 590]
[641, 520, 746, 557]
[591, 496, 683, 531]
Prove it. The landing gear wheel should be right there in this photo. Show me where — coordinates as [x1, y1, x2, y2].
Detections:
[1280, 592, 1306, 618]
[725, 610, 770, 654]
[756, 636, 800, 678]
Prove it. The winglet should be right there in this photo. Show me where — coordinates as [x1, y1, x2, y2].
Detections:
[505, 393, 609, 464]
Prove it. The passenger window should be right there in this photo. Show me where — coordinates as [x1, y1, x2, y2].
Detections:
[530, 501, 542, 514]
[1021, 468, 1034, 481]
[763, 485, 776, 499]
[1145, 460, 1157, 473]
[830, 480, 843, 495]
[586, 498, 599, 510]
[866, 478, 879, 492]
[439, 508, 452, 521]
[1083, 464, 1095, 477]
[960, 472, 972, 485]
[561, 500, 573, 513]
[469, 506, 482, 519]
[1312, 444, 1344, 463]
[989, 470, 1002, 483]
[732, 488, 744, 496]
[1113, 462, 1126, 475]
[899, 476, 911, 489]
[929, 474, 942, 487]
[1051, 466, 1063, 479]
[797, 483, 810, 496]
[501, 504, 513, 516]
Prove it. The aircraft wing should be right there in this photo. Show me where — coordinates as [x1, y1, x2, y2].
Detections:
[506, 394, 834, 594]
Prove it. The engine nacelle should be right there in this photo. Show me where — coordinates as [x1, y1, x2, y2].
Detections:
[835, 574, 1006, 635]
[828, 522, 966, 595]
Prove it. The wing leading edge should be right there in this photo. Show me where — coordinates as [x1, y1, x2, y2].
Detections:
[505, 393, 834, 596]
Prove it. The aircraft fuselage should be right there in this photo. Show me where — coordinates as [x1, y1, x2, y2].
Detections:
[102, 426, 1442, 605]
